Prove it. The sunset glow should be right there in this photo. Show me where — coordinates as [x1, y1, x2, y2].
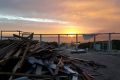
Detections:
[67, 33, 76, 37]
[0, 0, 119, 33]
[0, 1, 119, 79]
[67, 29, 79, 34]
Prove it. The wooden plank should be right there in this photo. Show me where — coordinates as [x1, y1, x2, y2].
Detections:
[13, 33, 34, 41]
[55, 57, 63, 75]
[0, 72, 68, 79]
[9, 43, 30, 80]
[83, 72, 94, 80]
[4, 48, 17, 59]
[13, 48, 22, 57]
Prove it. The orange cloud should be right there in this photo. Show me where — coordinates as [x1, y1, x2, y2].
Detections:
[0, 0, 120, 33]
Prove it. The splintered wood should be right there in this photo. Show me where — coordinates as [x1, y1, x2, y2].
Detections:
[0, 34, 106, 80]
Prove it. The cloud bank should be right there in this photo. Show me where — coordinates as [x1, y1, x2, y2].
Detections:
[0, 14, 68, 24]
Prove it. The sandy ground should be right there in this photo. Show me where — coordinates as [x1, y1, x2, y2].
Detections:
[63, 51, 120, 80]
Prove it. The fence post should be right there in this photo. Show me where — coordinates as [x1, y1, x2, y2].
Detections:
[1, 30, 2, 40]
[40, 34, 42, 43]
[18, 31, 21, 36]
[108, 33, 112, 52]
[18, 31, 21, 40]
[93, 34, 96, 50]
[76, 34, 78, 50]
[58, 34, 60, 48]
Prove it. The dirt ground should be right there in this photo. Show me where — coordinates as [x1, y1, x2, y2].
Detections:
[64, 51, 120, 80]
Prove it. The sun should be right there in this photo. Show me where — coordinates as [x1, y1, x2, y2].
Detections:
[66, 28, 79, 34]
[67, 31, 76, 37]
[68, 34, 75, 37]
[64, 28, 79, 37]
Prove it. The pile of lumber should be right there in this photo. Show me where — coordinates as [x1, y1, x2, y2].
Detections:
[0, 34, 106, 80]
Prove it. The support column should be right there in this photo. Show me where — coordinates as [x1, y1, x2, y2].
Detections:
[18, 31, 21, 40]
[58, 34, 60, 48]
[76, 34, 78, 50]
[108, 33, 112, 51]
[40, 34, 42, 43]
[18, 31, 21, 36]
[76, 34, 78, 43]
[93, 34, 96, 50]
[1, 30, 2, 40]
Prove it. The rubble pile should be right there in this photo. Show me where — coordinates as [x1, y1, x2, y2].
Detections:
[0, 34, 106, 80]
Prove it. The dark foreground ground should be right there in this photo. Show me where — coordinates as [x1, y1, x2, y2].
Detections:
[64, 51, 120, 80]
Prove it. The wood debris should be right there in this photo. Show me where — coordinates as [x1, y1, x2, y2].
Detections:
[0, 33, 106, 80]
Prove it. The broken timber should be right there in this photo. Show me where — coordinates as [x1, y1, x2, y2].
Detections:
[0, 33, 106, 80]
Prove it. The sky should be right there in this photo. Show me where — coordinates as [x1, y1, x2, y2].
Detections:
[0, 0, 120, 34]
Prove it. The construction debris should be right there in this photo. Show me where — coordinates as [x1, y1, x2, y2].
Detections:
[0, 33, 106, 80]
